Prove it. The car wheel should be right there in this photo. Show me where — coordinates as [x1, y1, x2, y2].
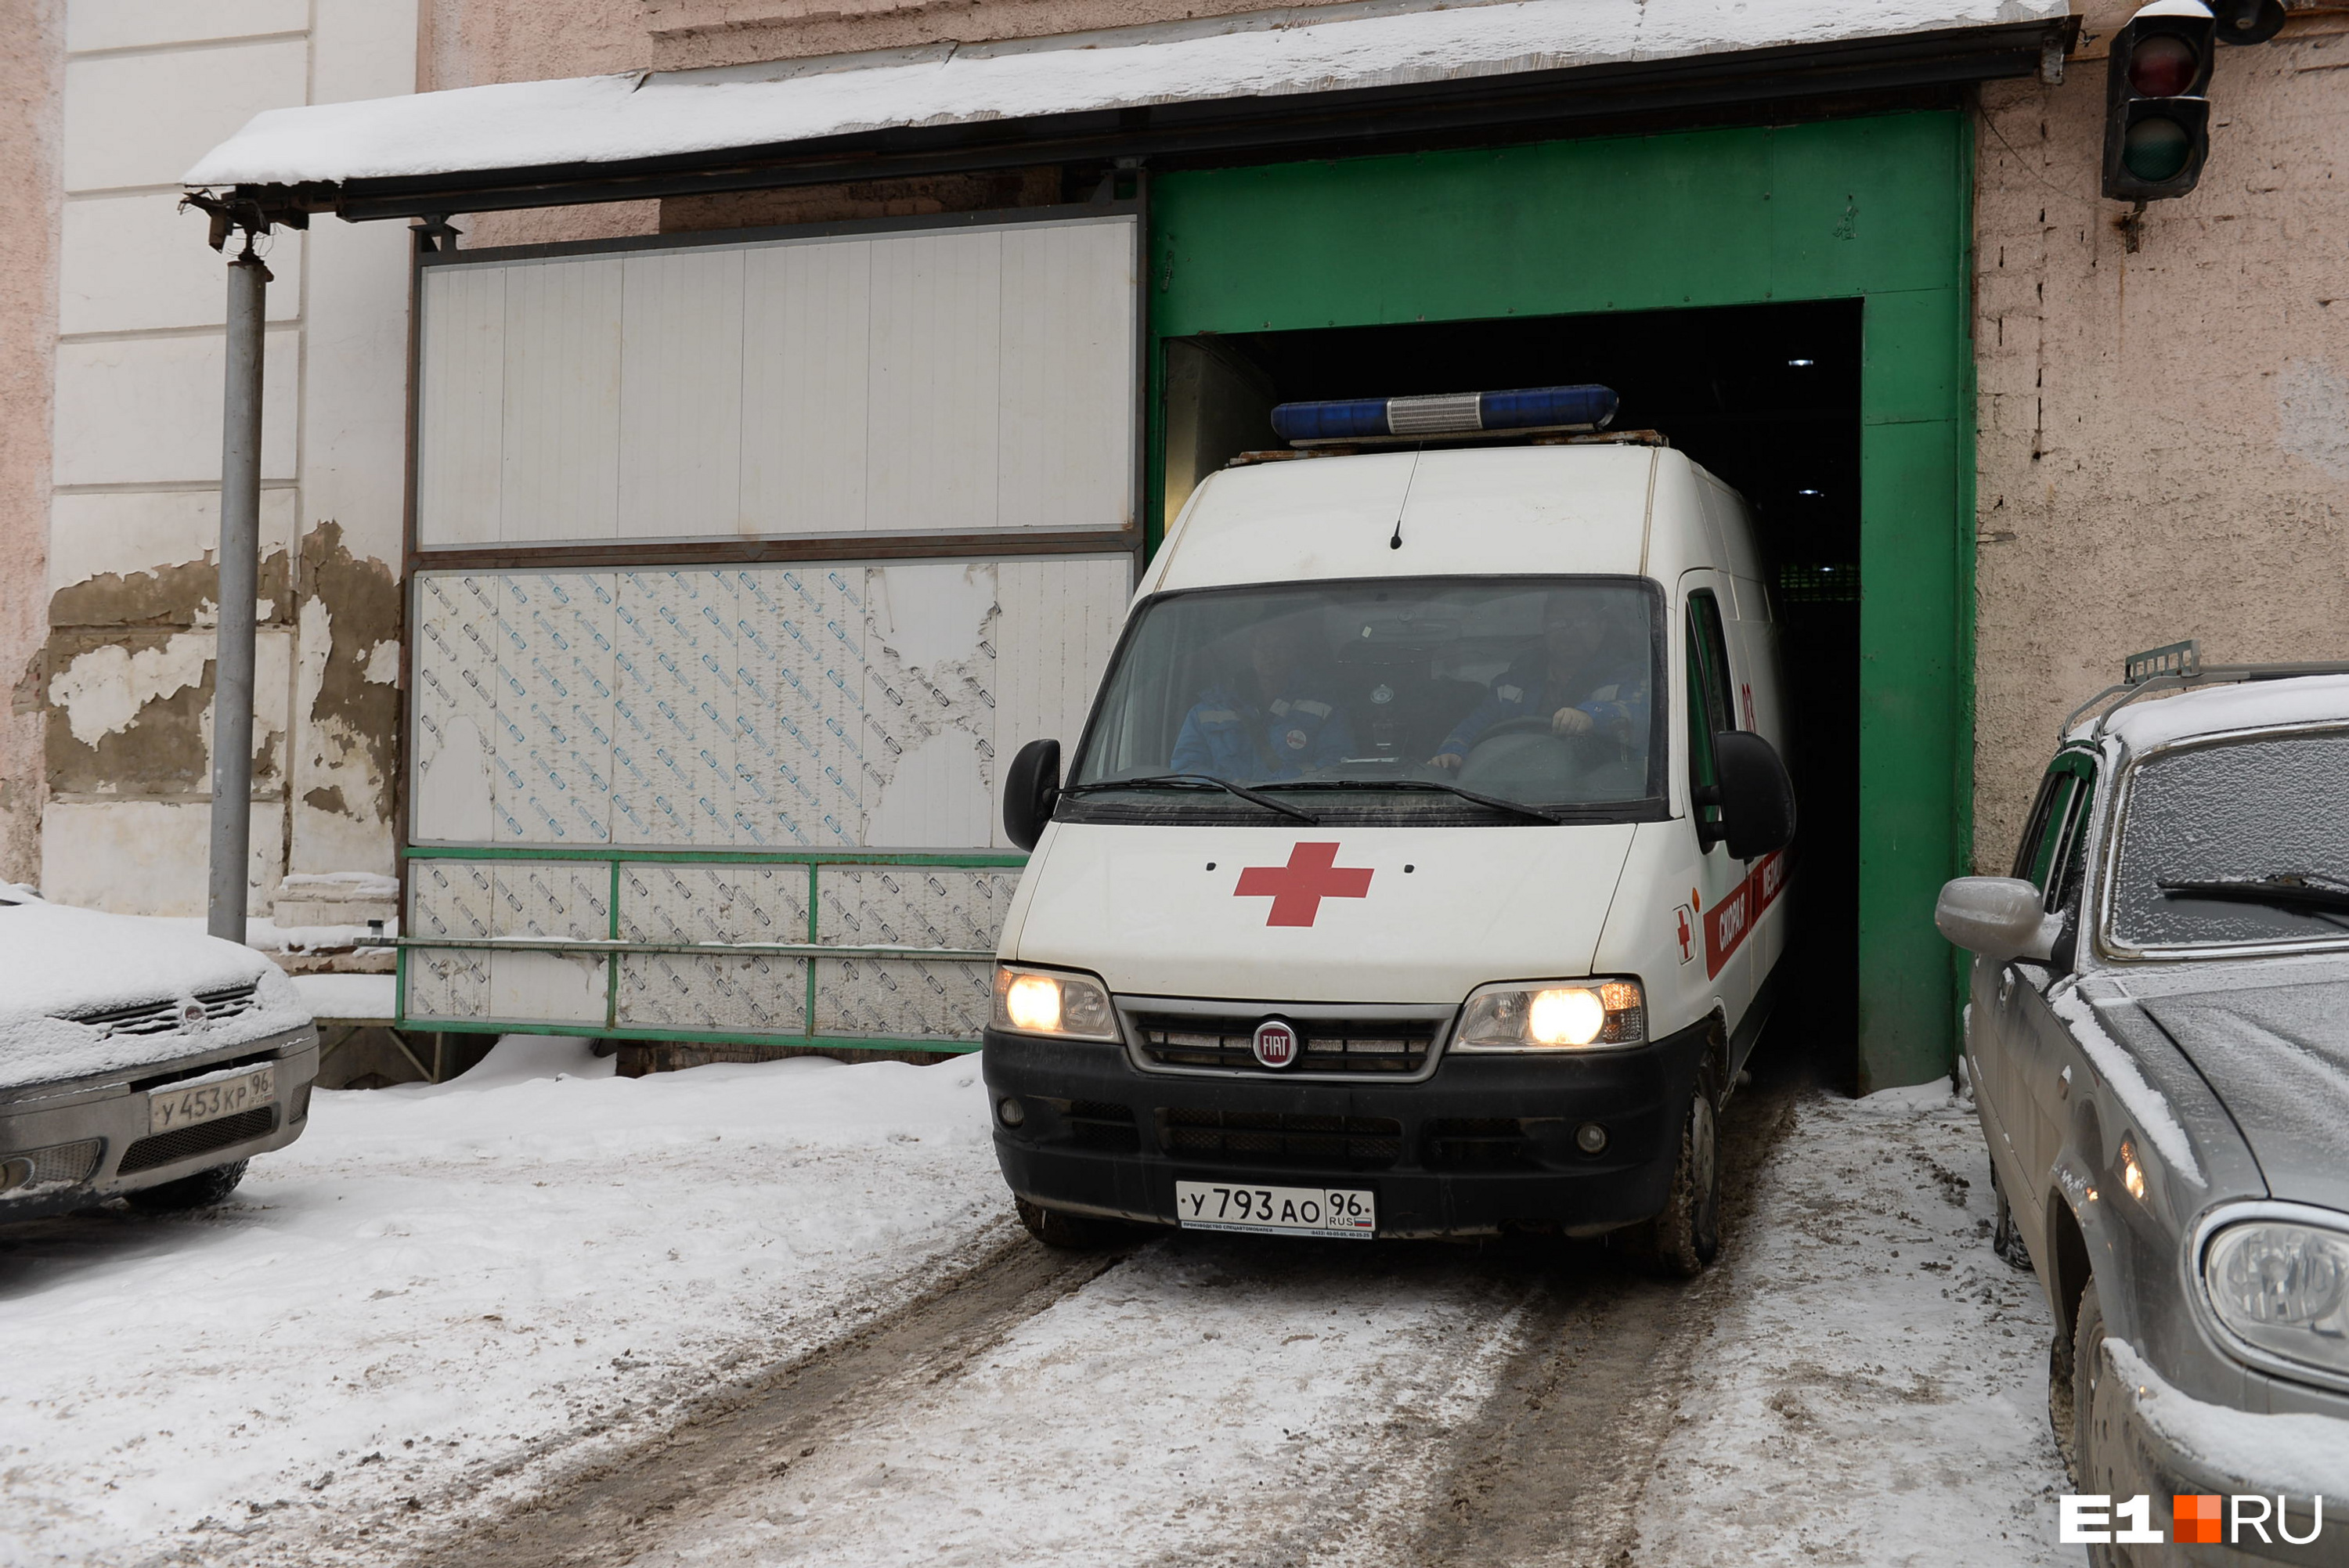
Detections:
[1990, 1174, 2033, 1271]
[2059, 1278, 2133, 1567]
[1015, 1196, 1131, 1251]
[124, 1159, 248, 1213]
[1622, 1061, 1723, 1278]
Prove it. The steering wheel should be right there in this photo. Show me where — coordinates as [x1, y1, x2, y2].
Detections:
[1471, 715, 1575, 745]
[1456, 714, 1623, 781]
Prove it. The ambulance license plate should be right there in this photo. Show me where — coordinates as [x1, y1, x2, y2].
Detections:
[1174, 1181, 1375, 1239]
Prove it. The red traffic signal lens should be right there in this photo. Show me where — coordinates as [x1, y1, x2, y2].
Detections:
[2127, 34, 2200, 96]
[2123, 116, 2195, 182]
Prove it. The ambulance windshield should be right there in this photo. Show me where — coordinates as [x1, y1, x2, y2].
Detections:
[1065, 576, 1667, 824]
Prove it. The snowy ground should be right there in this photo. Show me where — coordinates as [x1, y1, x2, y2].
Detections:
[0, 1050, 2069, 1567]
[1630, 1083, 2070, 1567]
[0, 1040, 1005, 1568]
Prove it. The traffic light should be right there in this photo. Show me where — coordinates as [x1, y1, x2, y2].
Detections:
[2103, 1, 2216, 201]
[2211, 0, 2286, 45]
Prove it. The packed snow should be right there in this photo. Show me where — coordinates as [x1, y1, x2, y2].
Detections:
[2105, 1340, 2349, 1501]
[289, 973, 399, 1021]
[2, 1053, 2078, 1567]
[185, 0, 2064, 188]
[1632, 1082, 2072, 1566]
[0, 1040, 1004, 1567]
[0, 895, 309, 1092]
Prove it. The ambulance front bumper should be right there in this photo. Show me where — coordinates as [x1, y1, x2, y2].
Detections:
[983, 1018, 1708, 1239]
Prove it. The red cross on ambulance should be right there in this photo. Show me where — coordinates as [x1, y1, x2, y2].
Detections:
[1233, 842, 1375, 927]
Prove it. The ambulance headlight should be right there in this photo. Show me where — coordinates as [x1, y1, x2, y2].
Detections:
[1453, 979, 1644, 1051]
[992, 964, 1120, 1042]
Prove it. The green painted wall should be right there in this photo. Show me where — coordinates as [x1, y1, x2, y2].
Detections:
[1147, 111, 1975, 1090]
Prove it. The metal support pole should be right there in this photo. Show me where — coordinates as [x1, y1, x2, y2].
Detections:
[207, 242, 269, 942]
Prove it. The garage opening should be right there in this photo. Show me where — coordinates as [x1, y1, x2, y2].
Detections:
[1161, 299, 1863, 1081]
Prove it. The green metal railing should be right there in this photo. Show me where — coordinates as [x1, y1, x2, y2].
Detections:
[396, 844, 1027, 1054]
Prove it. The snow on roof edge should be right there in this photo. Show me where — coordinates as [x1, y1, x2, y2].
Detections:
[185, 0, 2069, 189]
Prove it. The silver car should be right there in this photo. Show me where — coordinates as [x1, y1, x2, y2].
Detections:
[1, 885, 319, 1220]
[1939, 659, 2349, 1564]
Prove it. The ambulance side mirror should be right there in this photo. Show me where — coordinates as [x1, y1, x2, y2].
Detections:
[1710, 731, 1796, 860]
[1003, 739, 1061, 852]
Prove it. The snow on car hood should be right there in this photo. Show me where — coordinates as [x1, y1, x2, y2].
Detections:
[2135, 971, 2349, 1215]
[0, 890, 311, 1092]
[1005, 822, 1634, 1004]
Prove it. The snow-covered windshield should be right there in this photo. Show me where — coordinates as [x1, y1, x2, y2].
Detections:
[1064, 576, 1665, 824]
[2108, 727, 2349, 950]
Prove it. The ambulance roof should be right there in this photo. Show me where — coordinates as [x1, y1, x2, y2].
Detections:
[1146, 444, 1737, 595]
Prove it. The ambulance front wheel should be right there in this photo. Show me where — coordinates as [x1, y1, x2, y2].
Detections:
[1016, 1195, 1132, 1251]
[1620, 1063, 1722, 1278]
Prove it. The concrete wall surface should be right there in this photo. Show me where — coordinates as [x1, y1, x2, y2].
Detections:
[38, 0, 416, 915]
[1972, 13, 2349, 868]
[0, 0, 62, 887]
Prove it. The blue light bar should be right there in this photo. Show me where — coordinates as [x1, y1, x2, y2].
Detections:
[1269, 384, 1618, 442]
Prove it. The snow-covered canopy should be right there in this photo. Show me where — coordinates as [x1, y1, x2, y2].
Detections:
[186, 0, 2068, 190]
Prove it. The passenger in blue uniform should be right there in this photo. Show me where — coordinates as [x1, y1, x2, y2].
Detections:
[1170, 615, 1355, 782]
[1431, 597, 1648, 770]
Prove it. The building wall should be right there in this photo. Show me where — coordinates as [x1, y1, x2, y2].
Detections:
[39, 0, 415, 914]
[1971, 11, 2349, 870]
[0, 0, 63, 888]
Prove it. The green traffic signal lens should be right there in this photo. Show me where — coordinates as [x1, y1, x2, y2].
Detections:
[2123, 117, 2194, 182]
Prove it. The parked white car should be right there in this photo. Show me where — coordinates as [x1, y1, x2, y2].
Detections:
[0, 885, 319, 1220]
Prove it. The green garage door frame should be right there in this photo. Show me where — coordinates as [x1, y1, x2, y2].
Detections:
[1146, 110, 1975, 1091]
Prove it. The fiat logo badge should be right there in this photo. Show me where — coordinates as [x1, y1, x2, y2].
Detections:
[1252, 1019, 1299, 1069]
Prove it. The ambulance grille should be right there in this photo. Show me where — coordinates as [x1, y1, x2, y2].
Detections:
[1158, 1109, 1402, 1170]
[1423, 1118, 1544, 1171]
[1133, 1015, 1433, 1076]
[1055, 1098, 1139, 1153]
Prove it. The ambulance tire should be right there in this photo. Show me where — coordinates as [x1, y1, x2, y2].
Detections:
[1622, 1065, 1722, 1278]
[124, 1159, 248, 1212]
[1016, 1196, 1131, 1251]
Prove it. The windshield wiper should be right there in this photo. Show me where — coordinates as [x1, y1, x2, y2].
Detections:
[2156, 873, 2349, 917]
[1260, 777, 1567, 825]
[1059, 773, 1320, 824]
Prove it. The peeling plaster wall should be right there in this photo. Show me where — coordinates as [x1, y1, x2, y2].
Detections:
[0, 0, 61, 886]
[1972, 15, 2349, 870]
[36, 0, 417, 916]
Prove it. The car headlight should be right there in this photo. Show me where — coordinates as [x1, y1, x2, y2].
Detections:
[990, 964, 1120, 1042]
[1453, 979, 1645, 1050]
[2202, 1217, 2349, 1379]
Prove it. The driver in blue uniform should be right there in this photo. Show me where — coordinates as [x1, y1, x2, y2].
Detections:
[1171, 615, 1355, 782]
[1431, 597, 1647, 770]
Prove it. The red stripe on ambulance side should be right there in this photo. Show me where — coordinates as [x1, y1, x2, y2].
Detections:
[1703, 848, 1791, 981]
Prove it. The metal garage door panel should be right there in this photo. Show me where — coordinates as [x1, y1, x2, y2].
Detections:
[998, 221, 1137, 532]
[416, 267, 504, 547]
[619, 247, 744, 539]
[498, 257, 622, 544]
[739, 238, 870, 536]
[415, 214, 1136, 550]
[864, 229, 1002, 536]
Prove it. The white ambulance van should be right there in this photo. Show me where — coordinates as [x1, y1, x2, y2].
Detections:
[986, 386, 1795, 1274]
